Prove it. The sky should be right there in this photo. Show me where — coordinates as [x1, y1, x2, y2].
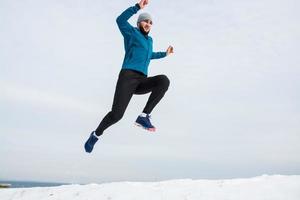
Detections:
[0, 0, 300, 184]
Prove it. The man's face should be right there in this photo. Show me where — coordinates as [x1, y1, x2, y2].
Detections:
[138, 19, 152, 34]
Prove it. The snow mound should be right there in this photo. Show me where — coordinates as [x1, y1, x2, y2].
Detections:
[1, 175, 300, 200]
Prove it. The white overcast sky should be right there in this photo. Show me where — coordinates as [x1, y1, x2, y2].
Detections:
[0, 0, 300, 184]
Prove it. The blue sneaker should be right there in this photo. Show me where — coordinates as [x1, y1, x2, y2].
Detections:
[84, 131, 99, 153]
[135, 114, 156, 132]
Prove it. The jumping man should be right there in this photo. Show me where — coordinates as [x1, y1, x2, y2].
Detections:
[84, 0, 174, 153]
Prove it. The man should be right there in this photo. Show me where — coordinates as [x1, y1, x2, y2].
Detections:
[84, 0, 174, 153]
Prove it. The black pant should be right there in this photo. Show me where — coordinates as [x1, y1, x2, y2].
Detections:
[95, 69, 170, 136]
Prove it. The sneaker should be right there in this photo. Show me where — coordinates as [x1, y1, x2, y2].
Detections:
[84, 131, 99, 153]
[135, 114, 156, 132]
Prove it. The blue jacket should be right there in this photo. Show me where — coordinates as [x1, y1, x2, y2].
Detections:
[116, 4, 166, 76]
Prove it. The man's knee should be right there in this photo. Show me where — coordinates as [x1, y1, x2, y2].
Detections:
[158, 75, 170, 90]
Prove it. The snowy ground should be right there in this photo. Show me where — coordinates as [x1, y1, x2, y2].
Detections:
[1, 175, 300, 200]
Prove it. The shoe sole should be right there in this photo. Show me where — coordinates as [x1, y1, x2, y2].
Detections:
[134, 122, 156, 132]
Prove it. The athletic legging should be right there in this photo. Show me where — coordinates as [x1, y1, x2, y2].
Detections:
[95, 69, 170, 136]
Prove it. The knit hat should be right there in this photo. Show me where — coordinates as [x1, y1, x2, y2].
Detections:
[137, 12, 152, 24]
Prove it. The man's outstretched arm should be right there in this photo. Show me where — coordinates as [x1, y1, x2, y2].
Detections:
[116, 0, 148, 37]
[151, 46, 174, 59]
[151, 52, 167, 59]
[116, 4, 140, 37]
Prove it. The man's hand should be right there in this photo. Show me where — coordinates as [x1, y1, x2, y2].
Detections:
[166, 46, 174, 56]
[138, 0, 149, 9]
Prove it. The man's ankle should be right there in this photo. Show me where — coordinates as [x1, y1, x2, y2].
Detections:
[140, 113, 148, 117]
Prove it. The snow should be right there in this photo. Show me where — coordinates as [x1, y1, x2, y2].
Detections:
[1, 175, 300, 200]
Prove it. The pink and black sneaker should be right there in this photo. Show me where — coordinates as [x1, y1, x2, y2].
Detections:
[135, 113, 156, 132]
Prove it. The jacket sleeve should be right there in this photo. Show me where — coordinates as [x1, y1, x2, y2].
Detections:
[151, 52, 167, 59]
[116, 4, 140, 37]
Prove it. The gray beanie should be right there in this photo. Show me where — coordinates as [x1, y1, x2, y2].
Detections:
[137, 12, 152, 23]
